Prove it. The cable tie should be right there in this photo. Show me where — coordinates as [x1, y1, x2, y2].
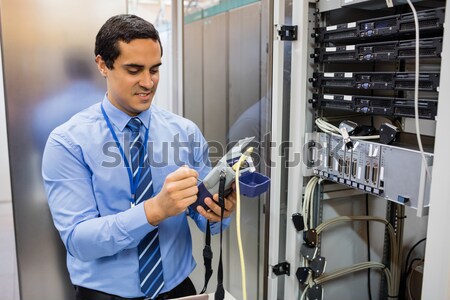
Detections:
[396, 215, 407, 220]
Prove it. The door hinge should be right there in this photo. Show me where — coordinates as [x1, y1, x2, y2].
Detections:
[272, 261, 290, 276]
[278, 25, 298, 41]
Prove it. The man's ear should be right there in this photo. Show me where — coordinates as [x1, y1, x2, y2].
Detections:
[95, 55, 108, 78]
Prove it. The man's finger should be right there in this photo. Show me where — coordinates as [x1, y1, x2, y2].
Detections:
[166, 176, 198, 192]
[196, 205, 222, 222]
[167, 166, 198, 181]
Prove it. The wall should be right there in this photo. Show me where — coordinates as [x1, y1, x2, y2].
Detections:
[0, 42, 11, 202]
[0, 36, 19, 300]
[128, 1, 177, 113]
[184, 2, 268, 299]
[0, 1, 126, 299]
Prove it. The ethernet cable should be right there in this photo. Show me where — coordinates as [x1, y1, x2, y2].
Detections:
[234, 147, 254, 300]
[406, 0, 432, 179]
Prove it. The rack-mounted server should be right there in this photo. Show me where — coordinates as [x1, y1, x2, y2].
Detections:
[309, 94, 438, 120]
[310, 72, 440, 91]
[313, 7, 445, 43]
[311, 37, 442, 63]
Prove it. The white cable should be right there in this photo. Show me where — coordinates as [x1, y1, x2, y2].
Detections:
[314, 215, 400, 295]
[315, 216, 398, 262]
[300, 285, 309, 300]
[234, 147, 253, 300]
[303, 176, 319, 230]
[305, 155, 385, 289]
[299, 270, 314, 300]
[302, 182, 309, 230]
[312, 262, 395, 296]
[315, 118, 380, 140]
[310, 177, 318, 228]
[406, 0, 432, 179]
[315, 261, 385, 283]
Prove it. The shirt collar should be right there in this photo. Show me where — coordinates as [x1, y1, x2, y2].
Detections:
[102, 94, 151, 131]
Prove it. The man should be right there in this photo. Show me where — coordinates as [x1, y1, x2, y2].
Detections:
[42, 14, 236, 300]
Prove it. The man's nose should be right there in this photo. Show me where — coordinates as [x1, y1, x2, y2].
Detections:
[139, 72, 154, 89]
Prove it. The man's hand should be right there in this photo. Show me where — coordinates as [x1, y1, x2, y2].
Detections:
[144, 166, 198, 225]
[196, 183, 237, 222]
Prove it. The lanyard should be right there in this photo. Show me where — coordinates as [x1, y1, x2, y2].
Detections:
[101, 104, 150, 203]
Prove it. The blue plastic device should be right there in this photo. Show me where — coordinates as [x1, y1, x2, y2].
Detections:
[190, 137, 270, 210]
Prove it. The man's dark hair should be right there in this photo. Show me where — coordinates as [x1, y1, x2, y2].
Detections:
[95, 14, 163, 69]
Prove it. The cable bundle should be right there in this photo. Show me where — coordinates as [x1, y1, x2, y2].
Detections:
[302, 176, 320, 231]
[300, 262, 395, 300]
[315, 117, 380, 140]
[299, 179, 403, 299]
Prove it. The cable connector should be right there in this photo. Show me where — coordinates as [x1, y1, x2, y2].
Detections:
[296, 267, 311, 284]
[232, 147, 254, 171]
[303, 229, 318, 247]
[300, 243, 318, 261]
[308, 284, 323, 300]
[292, 213, 305, 232]
[219, 169, 227, 179]
[310, 256, 326, 277]
[379, 123, 399, 145]
[339, 126, 353, 149]
[218, 170, 227, 210]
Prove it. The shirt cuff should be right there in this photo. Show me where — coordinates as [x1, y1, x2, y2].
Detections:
[117, 202, 157, 242]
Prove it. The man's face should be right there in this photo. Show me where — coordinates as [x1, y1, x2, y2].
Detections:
[96, 38, 162, 116]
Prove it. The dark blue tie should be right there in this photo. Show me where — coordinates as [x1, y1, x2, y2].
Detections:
[127, 117, 164, 299]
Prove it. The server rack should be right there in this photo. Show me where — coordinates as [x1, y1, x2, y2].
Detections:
[269, 1, 450, 299]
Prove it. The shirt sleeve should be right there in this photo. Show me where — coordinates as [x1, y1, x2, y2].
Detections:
[42, 133, 154, 262]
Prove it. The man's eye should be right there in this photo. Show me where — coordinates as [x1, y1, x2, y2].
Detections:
[150, 69, 159, 75]
[127, 69, 139, 75]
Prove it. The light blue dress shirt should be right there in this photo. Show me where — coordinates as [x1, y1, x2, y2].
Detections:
[42, 96, 230, 298]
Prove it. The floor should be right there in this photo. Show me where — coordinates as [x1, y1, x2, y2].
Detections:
[0, 201, 20, 300]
